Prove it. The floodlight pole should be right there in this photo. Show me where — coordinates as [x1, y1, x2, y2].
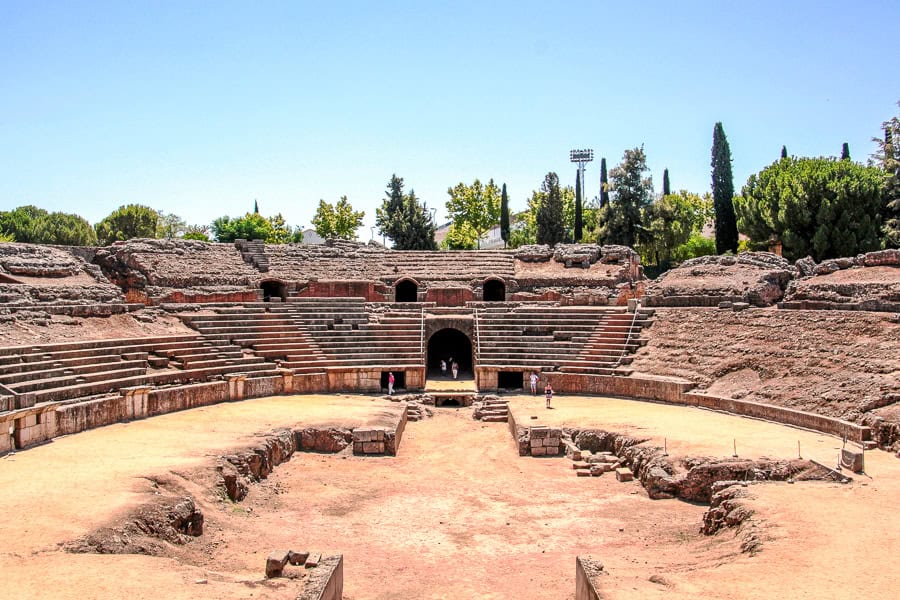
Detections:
[570, 149, 594, 240]
[569, 148, 594, 207]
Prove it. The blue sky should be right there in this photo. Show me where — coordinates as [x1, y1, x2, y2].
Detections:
[2, 1, 898, 238]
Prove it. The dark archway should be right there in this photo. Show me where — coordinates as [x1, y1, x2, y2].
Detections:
[427, 328, 473, 378]
[395, 279, 418, 302]
[260, 280, 286, 302]
[483, 279, 506, 302]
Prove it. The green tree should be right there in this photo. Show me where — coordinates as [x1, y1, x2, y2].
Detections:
[446, 178, 501, 249]
[375, 175, 436, 249]
[873, 106, 900, 247]
[211, 213, 272, 242]
[671, 234, 717, 262]
[841, 142, 851, 161]
[662, 168, 671, 196]
[735, 157, 884, 261]
[312, 196, 365, 240]
[95, 204, 159, 245]
[574, 169, 583, 242]
[183, 224, 211, 241]
[712, 122, 739, 254]
[638, 191, 711, 268]
[781, 145, 788, 159]
[443, 221, 478, 249]
[599, 158, 609, 207]
[536, 172, 565, 245]
[156, 211, 187, 239]
[0, 205, 48, 242]
[30, 212, 98, 246]
[375, 174, 407, 245]
[596, 147, 653, 247]
[500, 183, 510, 248]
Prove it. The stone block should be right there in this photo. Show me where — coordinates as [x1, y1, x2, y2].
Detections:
[615, 467, 634, 482]
[840, 449, 864, 473]
[354, 429, 374, 442]
[548, 428, 562, 438]
[288, 551, 309, 566]
[531, 438, 544, 448]
[306, 553, 322, 568]
[718, 301, 733, 309]
[547, 437, 560, 447]
[530, 426, 549, 439]
[531, 446, 547, 456]
[266, 550, 290, 578]
[572, 461, 590, 470]
[576, 468, 592, 477]
[590, 465, 606, 476]
[362, 441, 385, 454]
[732, 302, 750, 311]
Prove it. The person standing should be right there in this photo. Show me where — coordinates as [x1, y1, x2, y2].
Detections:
[388, 371, 395, 395]
[529, 371, 539, 395]
[440, 359, 447, 376]
[544, 382, 553, 409]
[451, 360, 459, 380]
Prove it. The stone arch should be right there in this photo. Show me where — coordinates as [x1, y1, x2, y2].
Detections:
[427, 328, 473, 376]
[260, 279, 286, 302]
[483, 277, 506, 302]
[394, 278, 419, 303]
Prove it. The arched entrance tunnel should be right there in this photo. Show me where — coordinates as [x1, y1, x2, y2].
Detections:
[427, 328, 473, 379]
[260, 280, 286, 302]
[395, 279, 418, 302]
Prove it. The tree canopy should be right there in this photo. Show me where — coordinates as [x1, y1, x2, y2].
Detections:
[874, 105, 900, 247]
[376, 175, 437, 249]
[536, 172, 565, 245]
[0, 206, 97, 245]
[637, 191, 712, 268]
[499, 183, 510, 247]
[211, 212, 302, 243]
[596, 147, 653, 247]
[312, 196, 365, 240]
[95, 204, 159, 245]
[445, 178, 501, 249]
[735, 157, 883, 260]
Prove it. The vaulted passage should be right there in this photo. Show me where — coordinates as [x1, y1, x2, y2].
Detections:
[260, 280, 286, 302]
[483, 279, 505, 301]
[427, 328, 473, 377]
[395, 279, 418, 302]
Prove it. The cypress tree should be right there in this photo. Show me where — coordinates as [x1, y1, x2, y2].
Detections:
[841, 142, 851, 160]
[711, 122, 739, 254]
[574, 169, 583, 242]
[253, 199, 259, 214]
[500, 183, 510, 248]
[536, 172, 564, 245]
[662, 168, 671, 196]
[781, 145, 788, 159]
[599, 158, 609, 207]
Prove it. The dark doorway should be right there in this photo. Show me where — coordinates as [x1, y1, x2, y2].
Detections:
[427, 328, 473, 377]
[395, 279, 418, 302]
[484, 279, 505, 301]
[498, 371, 523, 390]
[261, 280, 286, 302]
[381, 371, 405, 391]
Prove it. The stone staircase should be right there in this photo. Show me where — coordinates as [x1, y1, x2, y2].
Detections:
[235, 238, 270, 272]
[473, 396, 509, 422]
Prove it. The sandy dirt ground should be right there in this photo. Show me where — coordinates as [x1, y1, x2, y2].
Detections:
[0, 394, 897, 600]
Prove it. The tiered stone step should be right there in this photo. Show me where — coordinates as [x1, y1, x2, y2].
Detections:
[475, 397, 509, 422]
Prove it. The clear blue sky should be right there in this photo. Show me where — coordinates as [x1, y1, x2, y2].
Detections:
[2, 1, 898, 238]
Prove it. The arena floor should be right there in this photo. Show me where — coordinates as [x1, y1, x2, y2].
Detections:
[0, 394, 897, 599]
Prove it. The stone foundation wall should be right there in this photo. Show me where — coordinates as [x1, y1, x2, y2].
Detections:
[151, 289, 262, 305]
[426, 287, 475, 306]
[544, 374, 871, 443]
[297, 280, 378, 301]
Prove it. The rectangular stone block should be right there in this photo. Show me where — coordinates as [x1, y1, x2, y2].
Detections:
[362, 441, 384, 454]
[288, 551, 308, 566]
[354, 429, 374, 442]
[615, 467, 634, 482]
[305, 553, 321, 568]
[840, 449, 864, 473]
[530, 426, 549, 439]
[572, 461, 590, 470]
[547, 437, 560, 447]
[545, 446, 560, 455]
[266, 550, 290, 578]
[531, 438, 544, 448]
[531, 446, 547, 456]
[576, 469, 591, 477]
[548, 428, 562, 438]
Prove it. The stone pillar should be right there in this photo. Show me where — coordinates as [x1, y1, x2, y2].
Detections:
[277, 368, 294, 394]
[228, 374, 248, 401]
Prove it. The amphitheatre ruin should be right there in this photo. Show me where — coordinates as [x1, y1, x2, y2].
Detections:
[0, 238, 898, 599]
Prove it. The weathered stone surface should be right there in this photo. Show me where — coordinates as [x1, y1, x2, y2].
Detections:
[615, 467, 634, 482]
[296, 427, 352, 453]
[266, 550, 290, 578]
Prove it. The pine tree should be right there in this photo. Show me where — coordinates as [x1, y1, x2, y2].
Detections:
[597, 147, 653, 247]
[574, 169, 583, 242]
[841, 142, 851, 160]
[254, 199, 259, 214]
[781, 146, 788, 159]
[375, 175, 437, 249]
[599, 158, 609, 207]
[536, 172, 564, 245]
[711, 122, 739, 254]
[500, 183, 510, 248]
[662, 168, 671, 196]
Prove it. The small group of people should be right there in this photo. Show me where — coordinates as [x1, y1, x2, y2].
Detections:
[440, 357, 459, 380]
[529, 370, 553, 408]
